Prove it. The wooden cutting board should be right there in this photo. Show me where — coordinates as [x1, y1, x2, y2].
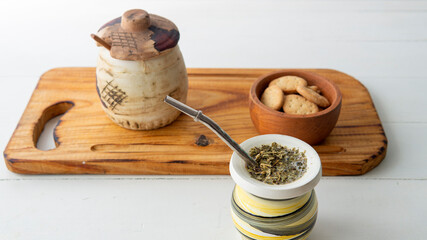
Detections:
[3, 68, 387, 175]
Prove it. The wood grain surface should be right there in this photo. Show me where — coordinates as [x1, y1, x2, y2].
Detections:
[3, 68, 387, 175]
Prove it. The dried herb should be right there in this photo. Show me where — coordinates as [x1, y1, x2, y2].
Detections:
[246, 142, 307, 185]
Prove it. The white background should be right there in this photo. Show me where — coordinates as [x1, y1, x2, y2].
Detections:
[0, 0, 426, 239]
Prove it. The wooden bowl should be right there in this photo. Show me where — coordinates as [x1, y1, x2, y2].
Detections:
[249, 70, 342, 145]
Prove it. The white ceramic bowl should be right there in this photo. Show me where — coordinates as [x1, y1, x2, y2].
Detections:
[229, 134, 322, 200]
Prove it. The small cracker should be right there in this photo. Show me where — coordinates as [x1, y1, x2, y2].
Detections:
[283, 94, 319, 115]
[275, 76, 308, 94]
[260, 85, 284, 111]
[296, 85, 330, 108]
[268, 78, 280, 87]
[308, 85, 321, 93]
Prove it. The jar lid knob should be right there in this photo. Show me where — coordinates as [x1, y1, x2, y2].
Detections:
[121, 9, 151, 32]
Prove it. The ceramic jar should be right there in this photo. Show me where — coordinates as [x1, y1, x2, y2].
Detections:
[92, 9, 188, 130]
[229, 134, 322, 240]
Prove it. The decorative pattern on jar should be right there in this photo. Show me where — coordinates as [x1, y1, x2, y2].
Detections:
[229, 134, 322, 240]
[92, 9, 188, 130]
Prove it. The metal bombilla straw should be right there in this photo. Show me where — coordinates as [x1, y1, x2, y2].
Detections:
[164, 96, 258, 167]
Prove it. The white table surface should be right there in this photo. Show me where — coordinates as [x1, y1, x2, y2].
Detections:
[1, 0, 426, 239]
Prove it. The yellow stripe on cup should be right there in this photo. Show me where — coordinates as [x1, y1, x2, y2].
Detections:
[287, 197, 318, 227]
[234, 185, 311, 217]
[231, 210, 305, 240]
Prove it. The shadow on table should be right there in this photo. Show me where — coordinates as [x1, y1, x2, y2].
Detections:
[309, 216, 359, 239]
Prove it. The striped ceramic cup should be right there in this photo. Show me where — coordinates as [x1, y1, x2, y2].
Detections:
[229, 134, 322, 240]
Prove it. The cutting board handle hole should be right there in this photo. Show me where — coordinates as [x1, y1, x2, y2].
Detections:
[34, 101, 74, 150]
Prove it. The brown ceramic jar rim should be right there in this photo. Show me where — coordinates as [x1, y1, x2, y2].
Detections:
[250, 70, 342, 119]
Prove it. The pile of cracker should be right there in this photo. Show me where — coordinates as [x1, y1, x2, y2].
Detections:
[260, 76, 331, 115]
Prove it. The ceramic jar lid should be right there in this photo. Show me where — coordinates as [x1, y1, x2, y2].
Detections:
[229, 134, 322, 200]
[92, 9, 180, 61]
